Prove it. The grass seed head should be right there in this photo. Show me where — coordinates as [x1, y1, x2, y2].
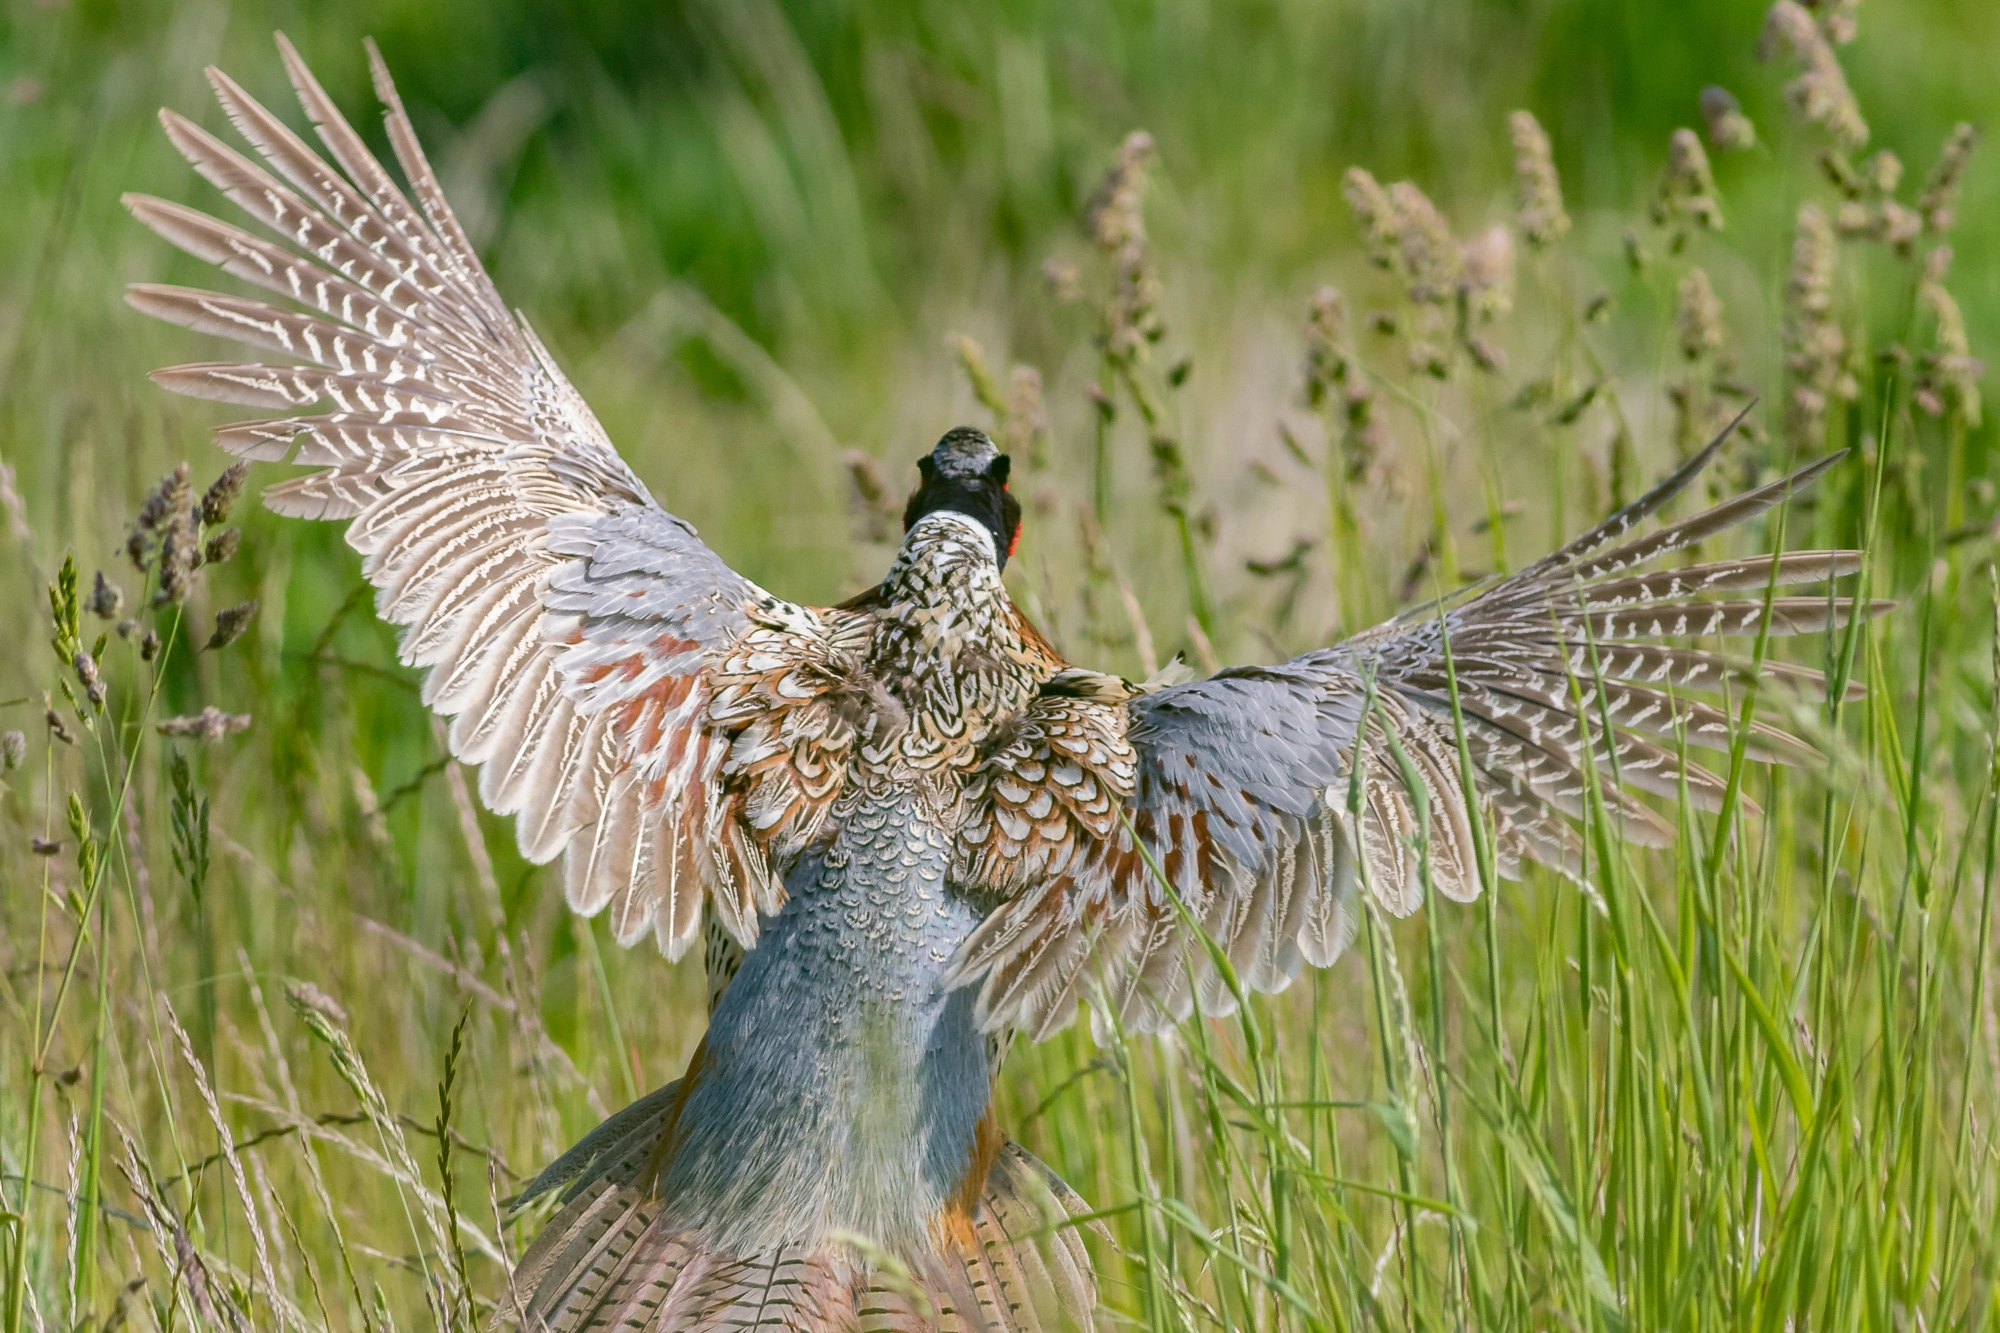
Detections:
[156, 706, 252, 742]
[1388, 180, 1460, 304]
[1787, 201, 1838, 318]
[1878, 201, 1922, 253]
[1086, 137, 1168, 356]
[1459, 224, 1515, 322]
[1655, 128, 1724, 233]
[1782, 201, 1854, 450]
[285, 981, 350, 1028]
[1676, 268, 1726, 362]
[128, 462, 190, 572]
[1861, 149, 1902, 194]
[840, 451, 899, 544]
[1304, 286, 1356, 407]
[1088, 131, 1155, 252]
[1508, 110, 1569, 247]
[1040, 256, 1082, 303]
[1917, 123, 1979, 233]
[200, 462, 248, 527]
[1466, 335, 1507, 374]
[1804, 0, 1860, 44]
[1, 729, 23, 770]
[133, 463, 189, 535]
[153, 504, 199, 605]
[1915, 246, 1984, 426]
[1006, 365, 1048, 468]
[1342, 167, 1401, 269]
[205, 600, 258, 652]
[87, 571, 123, 620]
[1761, 2, 1869, 148]
[1700, 86, 1758, 151]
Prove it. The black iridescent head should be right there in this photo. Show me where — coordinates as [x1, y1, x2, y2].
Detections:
[902, 427, 1021, 569]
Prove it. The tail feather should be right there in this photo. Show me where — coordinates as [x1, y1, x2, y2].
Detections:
[502, 1098, 1099, 1333]
[526, 1190, 657, 1330]
[513, 1079, 684, 1211]
[964, 1146, 1096, 1332]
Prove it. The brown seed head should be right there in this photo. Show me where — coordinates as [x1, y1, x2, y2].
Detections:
[205, 600, 259, 652]
[134, 463, 190, 534]
[88, 571, 123, 620]
[200, 462, 248, 528]
[204, 528, 241, 566]
[155, 508, 198, 605]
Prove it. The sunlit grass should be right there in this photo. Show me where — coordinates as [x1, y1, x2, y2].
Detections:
[3, 1, 1998, 1330]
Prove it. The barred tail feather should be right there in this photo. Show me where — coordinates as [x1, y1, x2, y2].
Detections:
[504, 1098, 1098, 1332]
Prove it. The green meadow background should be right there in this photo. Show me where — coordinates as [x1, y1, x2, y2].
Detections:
[4, 0, 2000, 1328]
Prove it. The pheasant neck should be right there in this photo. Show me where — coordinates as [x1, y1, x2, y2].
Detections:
[866, 513, 1041, 771]
[655, 794, 989, 1256]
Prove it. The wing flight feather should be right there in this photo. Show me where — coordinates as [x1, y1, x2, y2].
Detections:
[128, 36, 847, 959]
[950, 427, 1887, 1038]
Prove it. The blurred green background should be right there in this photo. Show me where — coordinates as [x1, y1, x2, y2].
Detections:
[4, 0, 2000, 1328]
[2, 0, 1995, 609]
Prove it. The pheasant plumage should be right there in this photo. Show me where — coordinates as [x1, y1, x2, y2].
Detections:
[127, 36, 1886, 1333]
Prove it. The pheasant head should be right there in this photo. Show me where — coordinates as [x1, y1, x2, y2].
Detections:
[901, 427, 1021, 570]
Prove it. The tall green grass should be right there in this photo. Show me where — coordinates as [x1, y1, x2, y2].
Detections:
[2, 0, 1998, 1329]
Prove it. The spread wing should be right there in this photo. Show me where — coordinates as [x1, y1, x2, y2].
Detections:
[127, 36, 856, 957]
[948, 429, 1888, 1039]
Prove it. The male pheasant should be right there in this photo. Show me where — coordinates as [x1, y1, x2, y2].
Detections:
[126, 36, 1885, 1332]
